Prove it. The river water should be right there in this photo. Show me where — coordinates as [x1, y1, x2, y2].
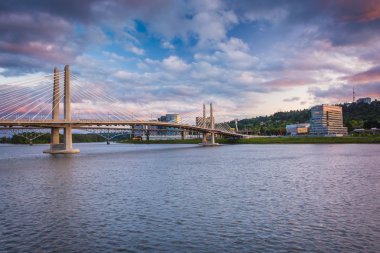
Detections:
[0, 143, 379, 252]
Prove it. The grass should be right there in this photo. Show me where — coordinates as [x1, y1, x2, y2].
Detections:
[224, 136, 380, 144]
[119, 136, 380, 144]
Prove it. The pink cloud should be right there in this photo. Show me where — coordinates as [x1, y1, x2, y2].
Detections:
[335, 0, 380, 22]
[263, 78, 311, 88]
[348, 66, 380, 84]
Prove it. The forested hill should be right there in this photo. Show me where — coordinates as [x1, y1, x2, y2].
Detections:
[232, 100, 380, 135]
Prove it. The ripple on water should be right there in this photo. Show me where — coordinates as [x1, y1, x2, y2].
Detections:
[0, 143, 380, 252]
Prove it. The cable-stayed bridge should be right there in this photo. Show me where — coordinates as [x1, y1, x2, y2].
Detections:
[0, 65, 247, 154]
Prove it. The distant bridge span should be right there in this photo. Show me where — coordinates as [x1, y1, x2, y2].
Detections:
[0, 120, 246, 138]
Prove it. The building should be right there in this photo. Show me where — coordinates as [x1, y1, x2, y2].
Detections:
[165, 114, 181, 123]
[158, 113, 181, 135]
[159, 113, 181, 123]
[286, 123, 310, 136]
[357, 97, 371, 104]
[158, 115, 166, 122]
[309, 104, 348, 136]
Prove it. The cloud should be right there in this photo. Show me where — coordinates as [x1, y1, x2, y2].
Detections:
[347, 65, 380, 84]
[161, 41, 175, 49]
[162, 55, 190, 72]
[333, 0, 380, 23]
[125, 44, 145, 55]
[194, 37, 257, 70]
[1, 0, 380, 118]
[283, 97, 300, 102]
[243, 6, 288, 24]
[309, 82, 380, 100]
[263, 78, 311, 88]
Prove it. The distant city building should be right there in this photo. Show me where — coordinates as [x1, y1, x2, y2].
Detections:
[166, 114, 181, 123]
[158, 115, 166, 122]
[159, 113, 181, 123]
[310, 104, 348, 136]
[356, 97, 371, 104]
[286, 123, 310, 136]
[158, 113, 181, 135]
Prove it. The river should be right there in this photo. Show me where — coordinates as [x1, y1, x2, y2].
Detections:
[0, 143, 379, 252]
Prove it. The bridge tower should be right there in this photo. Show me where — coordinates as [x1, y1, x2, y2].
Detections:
[44, 65, 80, 154]
[202, 104, 207, 143]
[210, 103, 216, 144]
[51, 67, 60, 146]
[201, 103, 219, 146]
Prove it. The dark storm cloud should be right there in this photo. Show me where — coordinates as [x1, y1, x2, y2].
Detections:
[232, 0, 380, 46]
[0, 0, 99, 21]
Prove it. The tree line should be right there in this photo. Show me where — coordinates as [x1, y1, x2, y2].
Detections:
[230, 100, 380, 135]
[1, 133, 111, 144]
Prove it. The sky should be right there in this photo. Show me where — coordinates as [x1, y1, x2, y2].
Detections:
[0, 0, 380, 120]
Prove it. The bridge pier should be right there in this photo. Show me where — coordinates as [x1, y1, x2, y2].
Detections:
[146, 128, 150, 141]
[181, 130, 187, 140]
[202, 132, 208, 143]
[44, 65, 79, 154]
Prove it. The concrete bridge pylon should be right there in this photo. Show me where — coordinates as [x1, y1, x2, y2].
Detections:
[201, 103, 219, 146]
[44, 65, 80, 154]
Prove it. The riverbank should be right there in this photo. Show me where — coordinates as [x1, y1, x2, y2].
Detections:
[119, 136, 380, 144]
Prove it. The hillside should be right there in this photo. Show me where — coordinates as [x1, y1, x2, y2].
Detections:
[231, 100, 380, 135]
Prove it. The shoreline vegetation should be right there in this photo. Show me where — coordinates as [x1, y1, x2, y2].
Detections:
[228, 101, 380, 135]
[1, 135, 380, 145]
[119, 136, 380, 144]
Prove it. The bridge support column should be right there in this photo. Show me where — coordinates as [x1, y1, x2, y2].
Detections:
[64, 126, 74, 150]
[181, 130, 187, 140]
[202, 132, 208, 143]
[210, 133, 215, 145]
[51, 128, 60, 145]
[146, 128, 150, 141]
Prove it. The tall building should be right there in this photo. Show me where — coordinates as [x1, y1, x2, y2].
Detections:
[310, 105, 348, 136]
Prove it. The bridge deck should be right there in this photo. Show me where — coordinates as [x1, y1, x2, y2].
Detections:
[0, 120, 246, 138]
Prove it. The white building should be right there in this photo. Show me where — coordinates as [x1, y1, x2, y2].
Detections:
[286, 123, 310, 136]
[357, 97, 371, 104]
